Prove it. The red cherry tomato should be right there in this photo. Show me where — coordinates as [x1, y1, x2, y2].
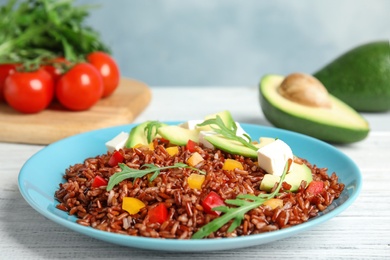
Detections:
[4, 68, 54, 113]
[41, 57, 69, 83]
[87, 52, 120, 98]
[56, 63, 103, 111]
[0, 64, 18, 102]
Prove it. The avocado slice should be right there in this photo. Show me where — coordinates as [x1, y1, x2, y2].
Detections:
[259, 74, 370, 143]
[197, 110, 236, 131]
[125, 121, 167, 148]
[259, 162, 313, 192]
[314, 41, 390, 112]
[204, 135, 257, 158]
[125, 121, 150, 148]
[204, 135, 274, 159]
[204, 110, 235, 129]
[157, 125, 200, 146]
[156, 111, 243, 148]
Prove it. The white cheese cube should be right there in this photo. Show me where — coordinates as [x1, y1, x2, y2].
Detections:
[257, 139, 293, 176]
[198, 131, 217, 149]
[235, 122, 249, 140]
[179, 120, 204, 130]
[105, 132, 130, 153]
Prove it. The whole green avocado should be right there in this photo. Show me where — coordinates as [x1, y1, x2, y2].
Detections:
[313, 40, 390, 112]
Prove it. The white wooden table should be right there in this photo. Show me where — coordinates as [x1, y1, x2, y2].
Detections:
[1, 86, 389, 259]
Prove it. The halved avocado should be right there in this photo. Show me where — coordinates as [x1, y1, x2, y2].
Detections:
[259, 74, 370, 143]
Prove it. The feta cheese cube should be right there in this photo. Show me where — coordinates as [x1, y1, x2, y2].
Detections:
[105, 132, 130, 153]
[235, 122, 249, 140]
[257, 139, 293, 176]
[179, 120, 203, 130]
[198, 131, 217, 149]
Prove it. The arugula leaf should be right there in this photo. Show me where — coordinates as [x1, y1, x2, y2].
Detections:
[143, 121, 165, 144]
[191, 159, 292, 239]
[197, 116, 258, 151]
[106, 162, 205, 191]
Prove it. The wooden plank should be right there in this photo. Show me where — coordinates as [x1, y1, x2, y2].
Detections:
[0, 78, 151, 145]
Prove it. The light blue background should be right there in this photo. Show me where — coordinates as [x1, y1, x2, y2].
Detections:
[25, 1, 390, 86]
[77, 0, 390, 86]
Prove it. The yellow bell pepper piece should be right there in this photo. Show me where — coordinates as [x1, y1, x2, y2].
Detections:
[122, 197, 146, 214]
[263, 198, 283, 209]
[187, 173, 205, 189]
[166, 146, 179, 156]
[133, 143, 154, 150]
[187, 152, 204, 167]
[133, 143, 144, 148]
[222, 159, 244, 171]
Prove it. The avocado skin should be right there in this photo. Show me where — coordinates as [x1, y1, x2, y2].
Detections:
[259, 88, 369, 144]
[313, 41, 390, 112]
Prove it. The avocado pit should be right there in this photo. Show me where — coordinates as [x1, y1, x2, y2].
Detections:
[278, 73, 332, 108]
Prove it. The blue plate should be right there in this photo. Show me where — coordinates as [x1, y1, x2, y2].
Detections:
[18, 123, 362, 252]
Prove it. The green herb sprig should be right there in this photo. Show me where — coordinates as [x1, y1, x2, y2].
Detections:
[106, 162, 205, 191]
[197, 116, 258, 151]
[144, 121, 166, 143]
[191, 159, 291, 239]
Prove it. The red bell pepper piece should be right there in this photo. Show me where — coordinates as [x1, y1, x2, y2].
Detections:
[186, 139, 198, 153]
[108, 150, 124, 167]
[306, 180, 324, 195]
[91, 175, 108, 188]
[148, 203, 168, 224]
[202, 191, 226, 216]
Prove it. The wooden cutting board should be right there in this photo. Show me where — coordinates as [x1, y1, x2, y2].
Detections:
[0, 78, 152, 145]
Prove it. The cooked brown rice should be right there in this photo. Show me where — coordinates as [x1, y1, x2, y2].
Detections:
[55, 138, 345, 239]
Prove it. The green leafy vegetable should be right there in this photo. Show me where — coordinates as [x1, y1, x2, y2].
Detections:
[197, 116, 258, 151]
[0, 0, 109, 68]
[144, 121, 165, 144]
[191, 159, 292, 239]
[106, 162, 205, 191]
